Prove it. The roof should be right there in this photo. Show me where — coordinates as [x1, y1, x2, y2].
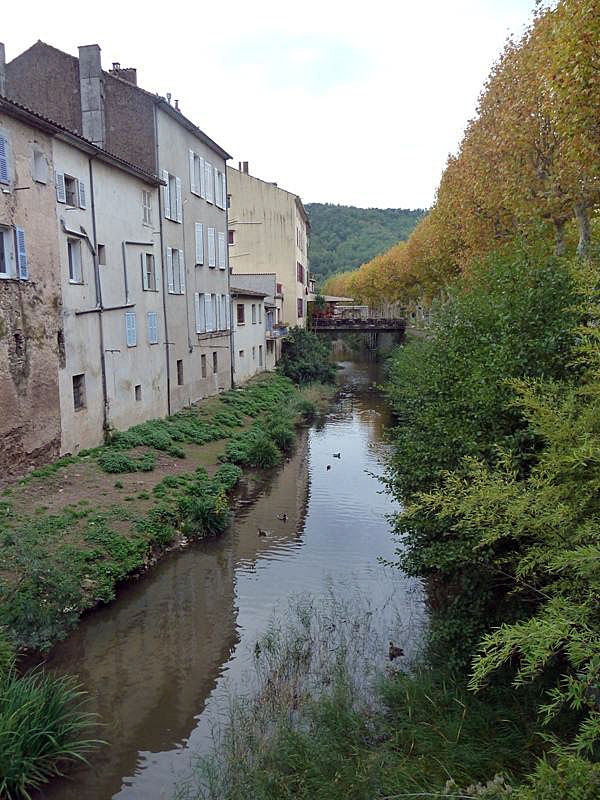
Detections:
[320, 295, 355, 303]
[0, 95, 163, 186]
[230, 286, 269, 298]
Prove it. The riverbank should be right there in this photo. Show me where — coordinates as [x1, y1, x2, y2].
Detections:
[0, 374, 334, 655]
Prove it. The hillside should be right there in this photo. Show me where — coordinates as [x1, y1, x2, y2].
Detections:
[305, 203, 424, 283]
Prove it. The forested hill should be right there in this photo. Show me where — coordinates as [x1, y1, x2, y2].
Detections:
[305, 203, 424, 283]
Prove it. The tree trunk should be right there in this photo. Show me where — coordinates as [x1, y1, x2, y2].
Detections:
[553, 218, 567, 257]
[574, 203, 591, 259]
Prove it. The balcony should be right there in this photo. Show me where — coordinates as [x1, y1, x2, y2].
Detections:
[266, 323, 288, 339]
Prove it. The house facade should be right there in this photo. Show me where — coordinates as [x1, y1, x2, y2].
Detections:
[227, 164, 310, 329]
[230, 287, 268, 384]
[229, 272, 285, 371]
[6, 40, 233, 414]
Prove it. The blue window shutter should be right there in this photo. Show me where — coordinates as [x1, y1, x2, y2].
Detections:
[0, 135, 9, 184]
[125, 312, 137, 347]
[16, 227, 28, 279]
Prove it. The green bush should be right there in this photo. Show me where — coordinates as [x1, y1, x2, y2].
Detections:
[178, 489, 230, 539]
[97, 451, 156, 474]
[0, 666, 100, 799]
[293, 397, 317, 421]
[278, 327, 336, 385]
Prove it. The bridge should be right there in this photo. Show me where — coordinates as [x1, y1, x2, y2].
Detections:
[312, 317, 405, 333]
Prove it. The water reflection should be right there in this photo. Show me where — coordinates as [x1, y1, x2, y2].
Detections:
[39, 360, 424, 800]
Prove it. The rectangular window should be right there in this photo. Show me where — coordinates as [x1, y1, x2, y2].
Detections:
[218, 232, 226, 269]
[135, 384, 142, 401]
[189, 150, 206, 198]
[297, 298, 304, 318]
[142, 190, 152, 225]
[167, 248, 185, 294]
[207, 227, 216, 267]
[147, 311, 159, 344]
[297, 262, 304, 283]
[259, 345, 263, 367]
[201, 353, 207, 378]
[64, 175, 78, 206]
[55, 172, 84, 206]
[228, 229, 235, 245]
[239, 349, 244, 358]
[258, 304, 262, 324]
[213, 351, 218, 373]
[142, 252, 157, 291]
[177, 359, 184, 385]
[125, 312, 137, 347]
[251, 304, 256, 324]
[162, 171, 182, 222]
[67, 238, 83, 283]
[72, 374, 86, 411]
[236, 303, 245, 325]
[97, 244, 106, 265]
[0, 135, 9, 185]
[0, 226, 17, 278]
[33, 149, 48, 184]
[252, 346, 256, 360]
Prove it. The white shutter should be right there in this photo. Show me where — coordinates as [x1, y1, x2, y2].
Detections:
[218, 232, 226, 269]
[195, 222, 204, 265]
[225, 294, 231, 329]
[221, 294, 228, 330]
[178, 249, 185, 293]
[0, 135, 9, 184]
[221, 171, 226, 210]
[125, 312, 137, 347]
[200, 156, 206, 199]
[213, 166, 218, 205]
[56, 171, 66, 203]
[204, 293, 213, 332]
[141, 252, 149, 290]
[212, 294, 218, 332]
[208, 227, 216, 267]
[195, 292, 207, 333]
[162, 170, 171, 219]
[166, 247, 174, 293]
[189, 150, 196, 194]
[205, 161, 213, 203]
[15, 227, 28, 280]
[147, 311, 158, 344]
[78, 179, 86, 209]
[175, 177, 182, 223]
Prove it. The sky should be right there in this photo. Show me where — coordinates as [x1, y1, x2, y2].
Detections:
[2, 0, 536, 209]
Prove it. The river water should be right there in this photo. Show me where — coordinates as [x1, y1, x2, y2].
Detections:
[40, 359, 424, 800]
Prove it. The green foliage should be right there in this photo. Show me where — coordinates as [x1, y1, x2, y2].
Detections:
[21, 456, 79, 483]
[306, 203, 424, 282]
[222, 426, 282, 469]
[278, 327, 336, 385]
[293, 397, 317, 421]
[97, 451, 156, 474]
[0, 665, 100, 799]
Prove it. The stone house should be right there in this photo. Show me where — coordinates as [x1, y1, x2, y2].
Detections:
[5, 40, 233, 414]
[227, 163, 311, 329]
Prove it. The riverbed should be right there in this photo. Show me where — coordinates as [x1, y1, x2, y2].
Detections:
[39, 359, 424, 800]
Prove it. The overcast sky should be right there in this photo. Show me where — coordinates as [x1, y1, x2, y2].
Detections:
[3, 0, 536, 209]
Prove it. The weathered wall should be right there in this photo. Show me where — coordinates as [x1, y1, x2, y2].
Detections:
[0, 113, 62, 482]
[231, 294, 267, 384]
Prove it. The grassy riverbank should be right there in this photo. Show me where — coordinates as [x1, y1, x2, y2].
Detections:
[0, 374, 334, 655]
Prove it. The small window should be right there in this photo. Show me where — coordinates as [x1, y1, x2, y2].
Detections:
[236, 303, 245, 325]
[143, 253, 157, 291]
[297, 298, 304, 318]
[65, 175, 78, 206]
[238, 349, 244, 358]
[258, 304, 262, 324]
[135, 384, 142, 401]
[227, 194, 231, 209]
[142, 190, 152, 225]
[251, 304, 256, 324]
[67, 238, 83, 283]
[252, 346, 256, 360]
[259, 345, 263, 367]
[72, 374, 86, 411]
[97, 244, 106, 265]
[228, 230, 235, 245]
[297, 262, 304, 283]
[125, 312, 137, 347]
[213, 351, 218, 373]
[168, 174, 178, 220]
[33, 149, 48, 184]
[201, 353, 207, 378]
[0, 226, 15, 278]
[147, 311, 159, 344]
[177, 359, 184, 385]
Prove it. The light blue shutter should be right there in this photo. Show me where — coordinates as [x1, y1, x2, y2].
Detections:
[0, 135, 9, 184]
[189, 150, 196, 194]
[16, 228, 28, 280]
[78, 180, 86, 209]
[200, 156, 206, 198]
[125, 312, 137, 346]
[56, 172, 66, 203]
[147, 311, 158, 344]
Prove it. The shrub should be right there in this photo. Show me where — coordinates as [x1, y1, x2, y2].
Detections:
[278, 327, 336, 385]
[178, 489, 230, 540]
[97, 451, 156, 474]
[294, 397, 317, 421]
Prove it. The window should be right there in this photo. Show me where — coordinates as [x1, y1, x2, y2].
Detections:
[72, 374, 86, 411]
[227, 194, 231, 209]
[259, 345, 263, 367]
[239, 349, 244, 358]
[251, 304, 256, 324]
[252, 346, 256, 360]
[297, 262, 304, 283]
[215, 168, 226, 209]
[213, 351, 218, 373]
[194, 292, 206, 333]
[220, 294, 229, 330]
[166, 247, 185, 294]
[135, 384, 142, 401]
[207, 227, 216, 267]
[0, 134, 9, 185]
[142, 190, 152, 225]
[258, 304, 262, 324]
[297, 298, 304, 318]
[125, 312, 137, 347]
[228, 229, 235, 245]
[67, 239, 83, 283]
[218, 232, 226, 269]
[201, 354, 207, 378]
[142, 252, 157, 291]
[33, 149, 47, 184]
[147, 311, 159, 344]
[0, 226, 15, 278]
[177, 359, 184, 385]
[236, 303, 245, 325]
[97, 244, 106, 265]
[189, 150, 206, 198]
[65, 175, 77, 206]
[162, 171, 182, 222]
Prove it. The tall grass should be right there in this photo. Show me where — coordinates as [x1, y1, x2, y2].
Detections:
[0, 665, 100, 799]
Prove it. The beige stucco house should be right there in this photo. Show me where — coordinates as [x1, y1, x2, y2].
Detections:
[227, 164, 310, 329]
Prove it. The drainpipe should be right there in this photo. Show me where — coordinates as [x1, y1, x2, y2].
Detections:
[87, 157, 110, 437]
[154, 104, 171, 415]
[225, 165, 235, 390]
[229, 292, 236, 388]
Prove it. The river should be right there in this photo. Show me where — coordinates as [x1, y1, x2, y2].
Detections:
[39, 359, 424, 800]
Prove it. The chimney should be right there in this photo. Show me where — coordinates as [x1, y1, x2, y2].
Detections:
[0, 43, 5, 97]
[78, 44, 106, 148]
[108, 62, 137, 85]
[242, 161, 249, 174]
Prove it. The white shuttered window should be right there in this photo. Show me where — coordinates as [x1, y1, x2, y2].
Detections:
[147, 311, 159, 344]
[195, 292, 206, 333]
[195, 223, 204, 265]
[207, 228, 216, 267]
[218, 232, 226, 269]
[125, 312, 137, 347]
[204, 292, 213, 332]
